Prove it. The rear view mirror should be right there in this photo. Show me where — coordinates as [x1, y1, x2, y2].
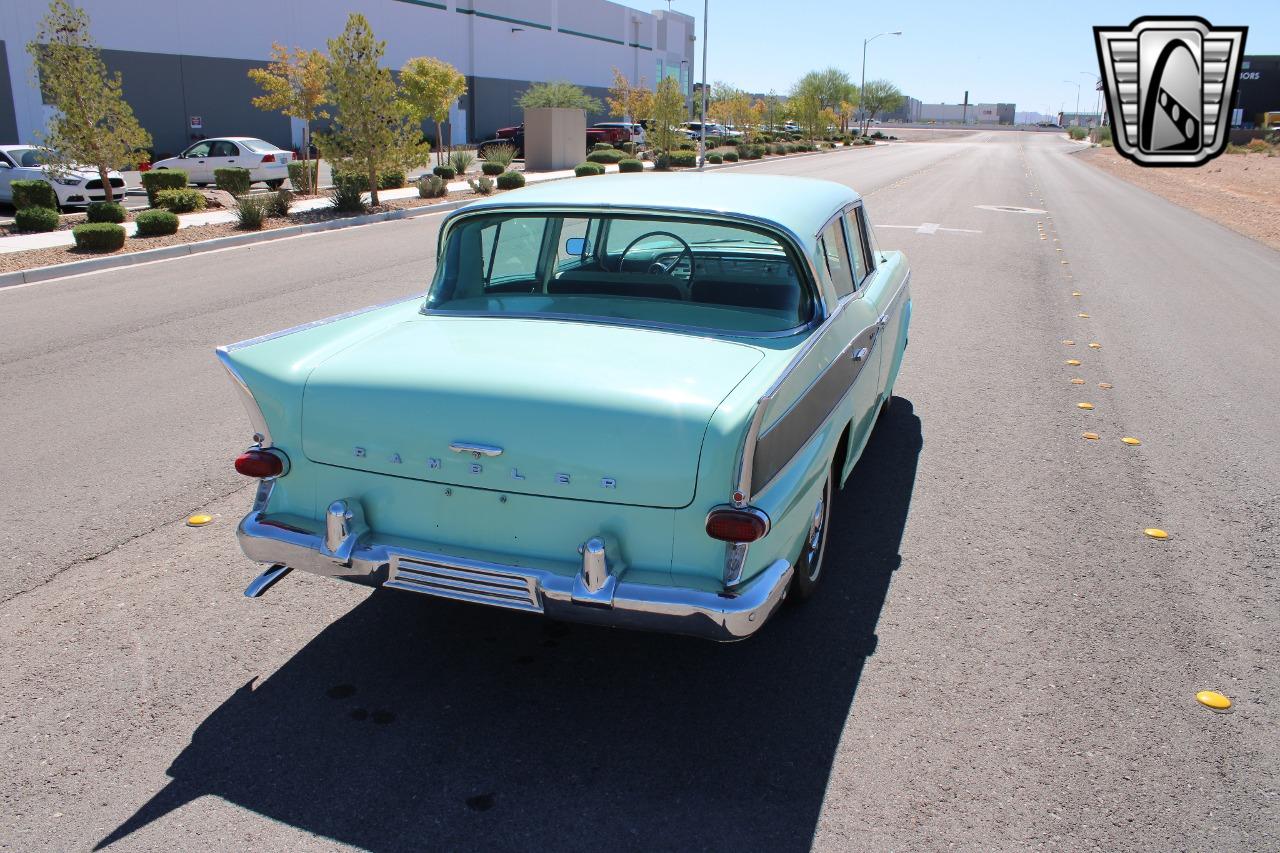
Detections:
[565, 237, 587, 256]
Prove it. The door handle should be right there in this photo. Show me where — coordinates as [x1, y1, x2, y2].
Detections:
[851, 347, 869, 363]
[877, 313, 890, 328]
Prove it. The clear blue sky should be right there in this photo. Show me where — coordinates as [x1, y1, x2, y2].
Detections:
[674, 0, 1277, 116]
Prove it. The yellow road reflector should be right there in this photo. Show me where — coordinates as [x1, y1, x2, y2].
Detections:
[1061, 260, 1069, 264]
[1099, 382, 1114, 389]
[1066, 359, 1081, 366]
[1089, 342, 1102, 349]
[1122, 436, 1142, 446]
[1070, 378, 1085, 385]
[1195, 690, 1232, 711]
[1082, 432, 1100, 440]
[1077, 313, 1090, 318]
[186, 513, 214, 527]
[1077, 402, 1094, 410]
[1144, 528, 1169, 540]
[1063, 339, 1076, 345]
[1071, 291, 1082, 296]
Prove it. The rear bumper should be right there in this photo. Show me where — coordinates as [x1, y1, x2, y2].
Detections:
[236, 493, 792, 642]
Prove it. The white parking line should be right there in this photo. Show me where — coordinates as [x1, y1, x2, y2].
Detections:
[876, 224, 983, 234]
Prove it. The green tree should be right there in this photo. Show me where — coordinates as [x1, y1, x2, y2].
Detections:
[795, 67, 855, 111]
[859, 79, 903, 133]
[517, 81, 603, 112]
[247, 43, 328, 193]
[317, 13, 424, 206]
[26, 0, 150, 203]
[789, 76, 824, 142]
[648, 76, 685, 157]
[399, 56, 468, 165]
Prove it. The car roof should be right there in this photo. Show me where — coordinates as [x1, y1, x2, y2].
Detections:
[454, 173, 859, 247]
[192, 137, 285, 145]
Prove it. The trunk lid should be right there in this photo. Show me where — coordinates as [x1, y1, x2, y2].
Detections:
[301, 317, 764, 508]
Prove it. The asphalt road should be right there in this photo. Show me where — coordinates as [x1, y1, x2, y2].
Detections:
[0, 133, 1275, 851]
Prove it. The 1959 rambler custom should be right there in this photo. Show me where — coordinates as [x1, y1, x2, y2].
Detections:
[218, 173, 910, 641]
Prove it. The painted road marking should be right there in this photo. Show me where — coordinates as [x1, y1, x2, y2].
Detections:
[876, 224, 983, 234]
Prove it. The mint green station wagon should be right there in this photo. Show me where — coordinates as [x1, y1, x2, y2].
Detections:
[219, 173, 910, 641]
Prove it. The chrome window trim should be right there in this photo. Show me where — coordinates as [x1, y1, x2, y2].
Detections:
[432, 203, 832, 325]
[416, 309, 816, 341]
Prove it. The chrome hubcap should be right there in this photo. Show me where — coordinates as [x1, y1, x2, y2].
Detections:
[804, 492, 826, 581]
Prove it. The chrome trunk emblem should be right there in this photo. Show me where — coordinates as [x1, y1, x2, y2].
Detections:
[449, 442, 503, 459]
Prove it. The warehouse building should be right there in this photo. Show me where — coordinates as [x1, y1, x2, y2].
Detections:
[915, 102, 1015, 125]
[0, 0, 696, 157]
[1234, 55, 1280, 128]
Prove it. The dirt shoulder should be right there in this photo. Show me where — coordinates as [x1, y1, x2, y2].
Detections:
[1077, 145, 1280, 251]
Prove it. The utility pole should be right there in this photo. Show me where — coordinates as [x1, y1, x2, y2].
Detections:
[1063, 79, 1081, 126]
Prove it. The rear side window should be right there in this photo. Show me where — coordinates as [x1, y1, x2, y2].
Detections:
[844, 209, 870, 286]
[819, 219, 855, 298]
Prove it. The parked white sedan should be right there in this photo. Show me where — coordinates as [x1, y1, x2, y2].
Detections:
[0, 145, 127, 209]
[151, 137, 292, 188]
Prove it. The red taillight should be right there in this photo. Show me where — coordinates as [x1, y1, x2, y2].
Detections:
[235, 449, 285, 478]
[705, 507, 770, 543]
[260, 153, 276, 163]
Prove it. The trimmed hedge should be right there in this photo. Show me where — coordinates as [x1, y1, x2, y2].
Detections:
[215, 167, 252, 196]
[736, 143, 765, 160]
[591, 142, 614, 151]
[11, 179, 58, 210]
[86, 201, 126, 223]
[14, 206, 59, 232]
[574, 162, 605, 177]
[618, 141, 637, 155]
[378, 169, 406, 190]
[71, 222, 126, 252]
[668, 150, 697, 167]
[432, 165, 457, 180]
[706, 152, 724, 164]
[154, 188, 206, 213]
[134, 209, 179, 236]
[586, 149, 625, 164]
[481, 161, 505, 176]
[496, 171, 525, 190]
[722, 150, 739, 162]
[618, 158, 644, 173]
[141, 169, 188, 206]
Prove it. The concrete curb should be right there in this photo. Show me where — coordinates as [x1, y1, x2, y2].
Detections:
[0, 144, 867, 290]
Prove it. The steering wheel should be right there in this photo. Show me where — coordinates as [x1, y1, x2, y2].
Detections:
[617, 230, 695, 282]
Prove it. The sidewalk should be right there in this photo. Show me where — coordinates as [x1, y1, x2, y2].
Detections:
[0, 164, 583, 255]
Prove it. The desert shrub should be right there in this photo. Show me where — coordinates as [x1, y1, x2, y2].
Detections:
[141, 169, 188, 206]
[871, 130, 886, 139]
[71, 222, 126, 252]
[417, 175, 448, 198]
[618, 158, 644, 173]
[134, 209, 179, 236]
[266, 189, 293, 217]
[1246, 138, 1269, 153]
[619, 141, 636, 155]
[668, 150, 698, 167]
[432, 165, 457, 180]
[14, 206, 59, 232]
[378, 169, 406, 190]
[706, 152, 724, 164]
[214, 167, 252, 196]
[1068, 125, 1088, 140]
[586, 149, 625, 164]
[1225, 143, 1248, 154]
[736, 144, 764, 160]
[287, 161, 306, 189]
[653, 153, 671, 171]
[481, 161, 505, 176]
[11, 179, 58, 210]
[484, 143, 516, 169]
[330, 173, 367, 212]
[574, 162, 605, 177]
[449, 149, 476, 176]
[234, 196, 268, 230]
[468, 175, 495, 195]
[675, 139, 696, 151]
[496, 171, 525, 190]
[154, 188, 205, 213]
[86, 201, 125, 223]
[722, 150, 739, 162]
[591, 142, 614, 151]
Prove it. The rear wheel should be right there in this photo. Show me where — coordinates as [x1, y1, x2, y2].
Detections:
[788, 470, 832, 601]
[265, 179, 285, 190]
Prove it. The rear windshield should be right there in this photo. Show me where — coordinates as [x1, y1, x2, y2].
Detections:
[237, 138, 278, 153]
[425, 212, 813, 334]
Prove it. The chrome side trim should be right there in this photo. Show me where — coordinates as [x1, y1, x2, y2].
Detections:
[448, 442, 504, 458]
[216, 349, 273, 448]
[236, 509, 793, 642]
[217, 295, 420, 353]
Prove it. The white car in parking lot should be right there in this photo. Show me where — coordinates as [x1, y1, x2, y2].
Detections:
[150, 137, 292, 188]
[0, 145, 127, 209]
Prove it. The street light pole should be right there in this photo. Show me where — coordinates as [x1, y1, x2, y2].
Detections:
[858, 31, 901, 136]
[1081, 71, 1102, 127]
[698, 0, 708, 170]
[1063, 79, 1081, 126]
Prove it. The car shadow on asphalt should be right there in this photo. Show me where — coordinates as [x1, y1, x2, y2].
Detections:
[98, 399, 922, 852]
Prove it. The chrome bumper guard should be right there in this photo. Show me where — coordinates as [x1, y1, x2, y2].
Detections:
[237, 496, 792, 642]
